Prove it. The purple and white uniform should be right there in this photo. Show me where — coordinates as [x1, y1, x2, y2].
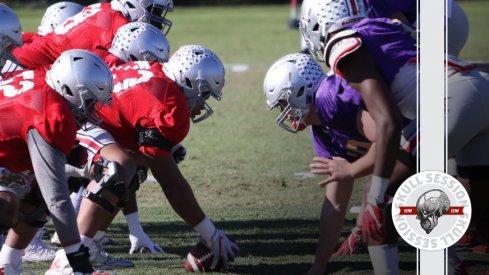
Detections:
[362, 0, 416, 25]
[311, 75, 417, 164]
[325, 18, 417, 120]
[311, 75, 371, 162]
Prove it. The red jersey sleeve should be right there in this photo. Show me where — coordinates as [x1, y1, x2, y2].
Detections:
[12, 34, 64, 69]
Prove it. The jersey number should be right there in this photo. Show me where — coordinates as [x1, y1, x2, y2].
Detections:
[0, 71, 35, 97]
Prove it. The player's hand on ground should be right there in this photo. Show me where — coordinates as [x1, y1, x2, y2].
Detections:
[203, 229, 239, 270]
[129, 233, 164, 254]
[310, 156, 354, 186]
[362, 201, 386, 243]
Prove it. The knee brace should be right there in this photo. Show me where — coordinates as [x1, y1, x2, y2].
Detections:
[116, 167, 148, 209]
[83, 158, 128, 213]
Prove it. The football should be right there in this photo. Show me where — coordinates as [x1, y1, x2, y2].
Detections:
[184, 241, 223, 272]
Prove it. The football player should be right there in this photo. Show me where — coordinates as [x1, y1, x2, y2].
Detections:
[21, 1, 83, 45]
[46, 45, 239, 274]
[0, 49, 113, 275]
[52, 21, 171, 256]
[264, 53, 417, 275]
[10, 0, 173, 70]
[301, 0, 489, 271]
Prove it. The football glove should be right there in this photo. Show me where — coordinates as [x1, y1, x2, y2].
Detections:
[202, 229, 239, 270]
[171, 144, 187, 164]
[129, 233, 164, 254]
[362, 201, 386, 243]
[334, 226, 367, 256]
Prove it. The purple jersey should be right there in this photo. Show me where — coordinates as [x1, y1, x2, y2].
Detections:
[310, 75, 371, 162]
[363, 0, 417, 25]
[351, 18, 417, 85]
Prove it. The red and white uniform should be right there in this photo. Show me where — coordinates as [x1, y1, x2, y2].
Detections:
[12, 3, 129, 69]
[0, 69, 78, 173]
[21, 32, 41, 45]
[92, 48, 125, 68]
[94, 61, 190, 157]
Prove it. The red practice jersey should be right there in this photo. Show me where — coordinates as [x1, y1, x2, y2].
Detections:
[0, 69, 78, 172]
[98, 61, 190, 157]
[21, 32, 41, 45]
[13, 3, 129, 69]
[92, 48, 125, 68]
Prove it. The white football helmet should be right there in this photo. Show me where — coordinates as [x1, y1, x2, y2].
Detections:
[0, 3, 22, 68]
[299, 0, 367, 61]
[109, 22, 169, 63]
[111, 0, 173, 34]
[163, 45, 225, 123]
[46, 50, 113, 129]
[38, 2, 83, 36]
[263, 53, 325, 133]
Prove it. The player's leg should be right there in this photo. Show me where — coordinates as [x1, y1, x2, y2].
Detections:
[307, 178, 355, 275]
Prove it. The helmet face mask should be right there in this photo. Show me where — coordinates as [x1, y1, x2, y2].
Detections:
[114, 0, 173, 34]
[164, 45, 225, 123]
[47, 50, 113, 130]
[264, 53, 325, 133]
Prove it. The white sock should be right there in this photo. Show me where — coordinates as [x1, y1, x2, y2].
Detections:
[63, 242, 82, 254]
[80, 235, 93, 248]
[368, 244, 400, 275]
[368, 176, 390, 204]
[0, 245, 23, 267]
[94, 231, 105, 241]
[70, 187, 85, 215]
[125, 212, 145, 237]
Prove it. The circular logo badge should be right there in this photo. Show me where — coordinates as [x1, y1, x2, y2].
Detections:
[392, 171, 471, 251]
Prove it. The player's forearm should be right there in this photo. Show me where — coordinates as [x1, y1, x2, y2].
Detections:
[148, 156, 206, 227]
[161, 177, 206, 227]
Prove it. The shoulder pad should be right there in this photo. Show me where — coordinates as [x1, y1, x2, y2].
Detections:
[324, 30, 362, 79]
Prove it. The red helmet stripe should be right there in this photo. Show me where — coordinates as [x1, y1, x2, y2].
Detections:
[348, 0, 359, 15]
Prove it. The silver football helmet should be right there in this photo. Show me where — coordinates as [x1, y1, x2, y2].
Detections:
[111, 0, 173, 34]
[0, 3, 22, 68]
[109, 22, 169, 63]
[46, 50, 113, 129]
[263, 53, 325, 133]
[38, 1, 83, 36]
[163, 45, 225, 123]
[299, 0, 367, 61]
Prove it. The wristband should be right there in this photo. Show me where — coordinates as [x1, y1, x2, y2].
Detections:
[193, 217, 216, 240]
[368, 175, 390, 203]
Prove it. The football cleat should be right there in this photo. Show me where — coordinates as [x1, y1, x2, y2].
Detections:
[90, 241, 134, 270]
[45, 249, 117, 275]
[23, 229, 56, 262]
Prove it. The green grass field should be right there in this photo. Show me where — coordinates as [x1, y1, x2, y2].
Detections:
[13, 2, 489, 274]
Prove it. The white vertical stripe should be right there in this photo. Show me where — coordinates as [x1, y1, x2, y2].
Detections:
[418, 0, 447, 274]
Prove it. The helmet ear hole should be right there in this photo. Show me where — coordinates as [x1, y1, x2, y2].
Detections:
[185, 77, 193, 89]
[62, 85, 74, 97]
[126, 2, 136, 9]
[296, 87, 304, 97]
